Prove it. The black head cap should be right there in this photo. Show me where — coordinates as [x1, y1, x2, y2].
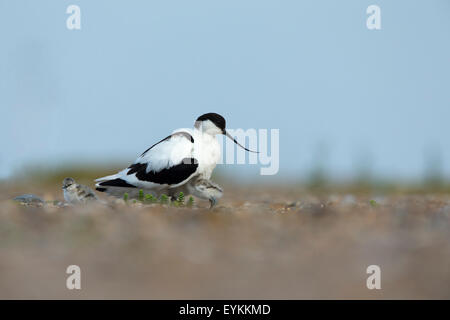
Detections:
[62, 177, 75, 189]
[196, 112, 259, 153]
[195, 113, 226, 132]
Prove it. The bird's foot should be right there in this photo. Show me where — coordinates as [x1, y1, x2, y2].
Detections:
[209, 197, 217, 209]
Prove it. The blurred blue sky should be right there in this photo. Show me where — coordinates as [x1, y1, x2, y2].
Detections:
[0, 0, 449, 181]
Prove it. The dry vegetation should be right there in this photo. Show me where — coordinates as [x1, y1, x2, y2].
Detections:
[0, 178, 449, 299]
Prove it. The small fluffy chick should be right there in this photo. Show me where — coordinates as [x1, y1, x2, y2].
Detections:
[62, 177, 98, 204]
[189, 178, 223, 208]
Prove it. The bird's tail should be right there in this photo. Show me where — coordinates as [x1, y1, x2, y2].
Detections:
[95, 170, 139, 198]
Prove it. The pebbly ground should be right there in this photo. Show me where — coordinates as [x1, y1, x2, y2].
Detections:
[0, 183, 449, 299]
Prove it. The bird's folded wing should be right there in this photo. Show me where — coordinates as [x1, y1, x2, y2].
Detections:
[96, 130, 199, 188]
[126, 131, 198, 186]
[137, 131, 195, 171]
[76, 184, 98, 200]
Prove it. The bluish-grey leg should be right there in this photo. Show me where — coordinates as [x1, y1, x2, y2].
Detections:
[209, 197, 217, 209]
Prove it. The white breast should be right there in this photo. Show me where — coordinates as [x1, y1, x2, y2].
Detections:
[192, 129, 221, 179]
[64, 186, 78, 203]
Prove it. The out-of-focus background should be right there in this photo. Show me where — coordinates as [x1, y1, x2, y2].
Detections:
[1, 0, 450, 183]
[1, 0, 450, 299]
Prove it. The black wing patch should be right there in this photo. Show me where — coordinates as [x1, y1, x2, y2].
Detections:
[127, 158, 198, 185]
[98, 178, 137, 188]
[127, 162, 147, 176]
[140, 132, 194, 157]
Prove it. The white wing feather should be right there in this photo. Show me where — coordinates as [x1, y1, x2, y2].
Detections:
[136, 129, 194, 172]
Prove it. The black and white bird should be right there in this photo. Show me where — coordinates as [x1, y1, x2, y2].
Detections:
[63, 177, 99, 204]
[95, 113, 256, 207]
